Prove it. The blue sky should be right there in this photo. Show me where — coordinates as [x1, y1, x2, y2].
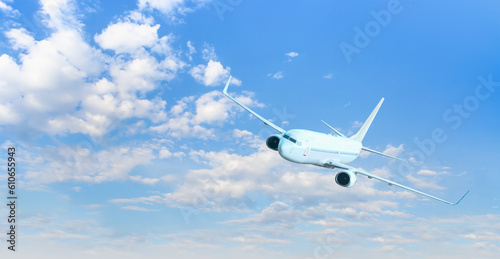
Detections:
[0, 0, 499, 258]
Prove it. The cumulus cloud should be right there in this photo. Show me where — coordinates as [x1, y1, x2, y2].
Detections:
[190, 60, 241, 86]
[108, 145, 415, 214]
[150, 90, 263, 139]
[159, 147, 185, 159]
[39, 0, 82, 31]
[0, 1, 189, 139]
[0, 25, 103, 128]
[0, 0, 15, 13]
[95, 22, 160, 54]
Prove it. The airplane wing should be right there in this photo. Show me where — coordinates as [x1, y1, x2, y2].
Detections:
[322, 160, 469, 205]
[223, 76, 286, 134]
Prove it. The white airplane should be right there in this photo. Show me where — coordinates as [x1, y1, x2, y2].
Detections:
[223, 77, 469, 205]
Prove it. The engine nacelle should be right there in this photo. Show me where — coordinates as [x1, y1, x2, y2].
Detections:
[266, 134, 281, 151]
[335, 170, 357, 188]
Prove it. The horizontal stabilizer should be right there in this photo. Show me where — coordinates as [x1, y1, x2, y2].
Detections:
[362, 146, 406, 162]
[321, 120, 346, 138]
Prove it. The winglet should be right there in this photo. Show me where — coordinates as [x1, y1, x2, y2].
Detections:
[350, 98, 384, 142]
[223, 76, 232, 95]
[451, 190, 470, 206]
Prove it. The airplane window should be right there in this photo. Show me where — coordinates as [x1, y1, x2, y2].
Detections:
[282, 134, 298, 144]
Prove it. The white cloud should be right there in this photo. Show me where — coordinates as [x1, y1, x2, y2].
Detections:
[190, 60, 238, 86]
[159, 148, 173, 158]
[39, 0, 82, 31]
[285, 51, 299, 58]
[324, 73, 334, 79]
[189, 44, 241, 87]
[226, 201, 302, 225]
[130, 175, 160, 185]
[417, 169, 450, 176]
[0, 0, 14, 13]
[233, 129, 253, 138]
[285, 51, 298, 62]
[0, 24, 104, 128]
[150, 115, 215, 139]
[231, 234, 290, 245]
[351, 120, 363, 129]
[383, 144, 404, 157]
[268, 71, 283, 79]
[23, 143, 157, 186]
[417, 169, 439, 176]
[150, 90, 262, 139]
[462, 231, 500, 242]
[202, 43, 217, 61]
[370, 234, 418, 245]
[121, 206, 159, 212]
[187, 41, 196, 54]
[138, 0, 185, 14]
[107, 145, 416, 215]
[5, 28, 35, 50]
[186, 40, 196, 61]
[0, 3, 192, 138]
[95, 22, 160, 54]
[193, 91, 232, 124]
[406, 175, 446, 190]
[138, 0, 211, 19]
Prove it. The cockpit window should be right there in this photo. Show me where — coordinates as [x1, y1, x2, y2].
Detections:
[283, 134, 297, 144]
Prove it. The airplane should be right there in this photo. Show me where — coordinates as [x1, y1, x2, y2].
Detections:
[223, 76, 469, 205]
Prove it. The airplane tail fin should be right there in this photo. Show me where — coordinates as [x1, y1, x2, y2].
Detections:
[350, 98, 384, 143]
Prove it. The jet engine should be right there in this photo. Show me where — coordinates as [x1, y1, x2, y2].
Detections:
[335, 170, 357, 188]
[266, 134, 281, 151]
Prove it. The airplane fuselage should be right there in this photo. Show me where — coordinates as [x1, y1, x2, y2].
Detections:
[223, 76, 469, 205]
[277, 129, 362, 166]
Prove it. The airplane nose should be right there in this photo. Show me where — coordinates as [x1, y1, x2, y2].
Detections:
[278, 139, 294, 161]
